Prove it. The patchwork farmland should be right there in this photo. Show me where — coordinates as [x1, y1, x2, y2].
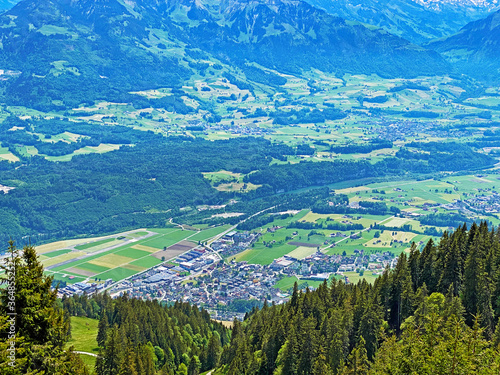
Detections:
[38, 225, 231, 285]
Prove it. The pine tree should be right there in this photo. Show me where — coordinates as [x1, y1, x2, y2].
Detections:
[96, 327, 123, 375]
[0, 241, 87, 374]
[118, 340, 138, 375]
[437, 236, 462, 296]
[274, 324, 299, 375]
[357, 299, 383, 360]
[98, 308, 109, 347]
[388, 253, 414, 330]
[407, 242, 420, 291]
[312, 346, 333, 375]
[205, 332, 221, 370]
[419, 239, 437, 291]
[187, 355, 201, 375]
[176, 363, 188, 375]
[342, 337, 369, 375]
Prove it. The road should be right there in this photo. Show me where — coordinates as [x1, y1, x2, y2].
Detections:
[74, 351, 99, 358]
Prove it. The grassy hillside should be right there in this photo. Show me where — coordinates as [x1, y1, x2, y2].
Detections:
[65, 316, 99, 371]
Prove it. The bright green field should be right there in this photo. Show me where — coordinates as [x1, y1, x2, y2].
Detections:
[129, 257, 163, 268]
[114, 248, 151, 259]
[340, 271, 379, 285]
[65, 316, 99, 372]
[75, 237, 116, 251]
[96, 267, 140, 281]
[274, 276, 330, 291]
[145, 227, 180, 234]
[75, 262, 111, 273]
[189, 225, 232, 242]
[44, 249, 72, 258]
[139, 230, 195, 249]
[232, 243, 297, 265]
[274, 276, 300, 291]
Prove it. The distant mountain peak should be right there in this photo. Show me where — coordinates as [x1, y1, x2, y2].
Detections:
[426, 8, 500, 81]
[413, 0, 499, 11]
[303, 0, 500, 43]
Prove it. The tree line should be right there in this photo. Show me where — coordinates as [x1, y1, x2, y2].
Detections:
[216, 221, 500, 374]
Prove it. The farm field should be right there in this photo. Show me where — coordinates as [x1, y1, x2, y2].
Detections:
[37, 225, 229, 285]
[274, 275, 333, 291]
[339, 271, 379, 285]
[226, 174, 487, 265]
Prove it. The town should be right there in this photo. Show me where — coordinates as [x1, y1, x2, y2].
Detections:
[58, 230, 399, 320]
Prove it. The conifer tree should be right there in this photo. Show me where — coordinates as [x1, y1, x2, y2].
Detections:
[96, 327, 123, 375]
[342, 337, 369, 375]
[419, 239, 437, 291]
[312, 346, 333, 375]
[98, 309, 109, 347]
[205, 332, 222, 370]
[388, 253, 414, 330]
[274, 324, 299, 375]
[0, 241, 87, 374]
[118, 340, 138, 375]
[187, 355, 200, 375]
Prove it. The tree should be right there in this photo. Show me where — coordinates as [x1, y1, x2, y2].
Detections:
[342, 337, 369, 375]
[96, 327, 123, 375]
[118, 340, 138, 375]
[205, 333, 221, 370]
[176, 363, 188, 375]
[0, 241, 87, 374]
[98, 309, 109, 347]
[187, 355, 201, 375]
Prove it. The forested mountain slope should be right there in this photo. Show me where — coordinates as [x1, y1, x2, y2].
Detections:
[426, 9, 500, 82]
[0, 0, 449, 109]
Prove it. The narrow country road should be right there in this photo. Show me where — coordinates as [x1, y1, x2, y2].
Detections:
[74, 351, 99, 357]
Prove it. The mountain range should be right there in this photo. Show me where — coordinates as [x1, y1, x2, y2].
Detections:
[303, 0, 500, 43]
[0, 0, 499, 110]
[427, 8, 500, 81]
[0, 0, 450, 109]
[0, 0, 18, 11]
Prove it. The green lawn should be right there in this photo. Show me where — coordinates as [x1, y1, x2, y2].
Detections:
[274, 276, 299, 291]
[232, 243, 297, 265]
[114, 248, 151, 259]
[129, 257, 163, 268]
[189, 225, 232, 242]
[75, 238, 116, 251]
[341, 271, 379, 285]
[96, 267, 141, 282]
[65, 316, 99, 372]
[147, 227, 180, 234]
[44, 249, 72, 258]
[140, 230, 195, 249]
[76, 262, 111, 273]
[274, 276, 330, 291]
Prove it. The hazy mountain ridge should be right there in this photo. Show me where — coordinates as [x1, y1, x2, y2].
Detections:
[0, 0, 19, 11]
[303, 0, 500, 43]
[426, 9, 500, 81]
[414, 0, 499, 9]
